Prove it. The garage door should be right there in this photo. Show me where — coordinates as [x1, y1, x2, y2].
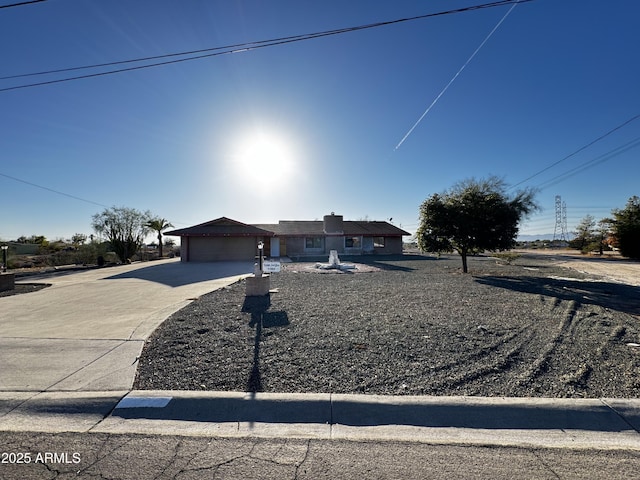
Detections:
[189, 237, 256, 261]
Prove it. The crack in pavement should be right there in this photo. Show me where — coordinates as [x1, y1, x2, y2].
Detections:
[75, 433, 135, 477]
[294, 439, 312, 480]
[532, 449, 562, 479]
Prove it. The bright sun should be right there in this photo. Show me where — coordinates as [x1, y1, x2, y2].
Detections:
[233, 131, 295, 181]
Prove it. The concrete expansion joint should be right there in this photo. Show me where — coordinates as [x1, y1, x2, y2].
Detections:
[329, 392, 334, 426]
[600, 398, 640, 434]
[90, 391, 131, 433]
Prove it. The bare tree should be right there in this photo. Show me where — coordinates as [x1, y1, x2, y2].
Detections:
[92, 207, 152, 263]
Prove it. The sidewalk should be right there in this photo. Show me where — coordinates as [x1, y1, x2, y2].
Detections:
[1, 390, 640, 450]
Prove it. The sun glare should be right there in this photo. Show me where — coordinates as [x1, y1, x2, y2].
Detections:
[233, 131, 295, 182]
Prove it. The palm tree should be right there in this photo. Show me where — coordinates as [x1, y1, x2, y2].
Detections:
[146, 218, 174, 258]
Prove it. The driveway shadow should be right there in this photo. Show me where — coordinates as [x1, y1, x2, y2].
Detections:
[102, 261, 253, 287]
[474, 275, 640, 315]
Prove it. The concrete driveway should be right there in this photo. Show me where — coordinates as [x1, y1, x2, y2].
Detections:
[0, 259, 253, 392]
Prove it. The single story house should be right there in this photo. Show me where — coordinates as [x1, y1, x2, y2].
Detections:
[165, 213, 410, 262]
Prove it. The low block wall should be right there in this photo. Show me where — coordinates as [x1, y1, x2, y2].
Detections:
[0, 273, 15, 292]
[245, 275, 270, 297]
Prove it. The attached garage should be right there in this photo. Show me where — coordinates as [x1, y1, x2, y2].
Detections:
[165, 217, 274, 262]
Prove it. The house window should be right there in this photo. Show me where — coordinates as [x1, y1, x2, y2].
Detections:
[305, 237, 323, 249]
[345, 236, 361, 249]
[373, 237, 385, 248]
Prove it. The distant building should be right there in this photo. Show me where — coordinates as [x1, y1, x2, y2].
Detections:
[165, 213, 410, 262]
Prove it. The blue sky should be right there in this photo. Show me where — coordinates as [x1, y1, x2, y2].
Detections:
[1, 0, 638, 242]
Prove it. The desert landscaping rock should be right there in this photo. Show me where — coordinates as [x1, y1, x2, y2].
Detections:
[134, 254, 640, 398]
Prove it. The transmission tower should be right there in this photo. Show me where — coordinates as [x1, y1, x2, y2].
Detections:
[561, 200, 568, 240]
[553, 195, 568, 242]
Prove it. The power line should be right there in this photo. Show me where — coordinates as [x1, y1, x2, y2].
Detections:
[0, 0, 46, 9]
[0, 28, 368, 81]
[0, 172, 109, 208]
[509, 113, 640, 190]
[0, 0, 535, 93]
[0, 172, 196, 229]
[535, 136, 640, 191]
[2, 0, 531, 80]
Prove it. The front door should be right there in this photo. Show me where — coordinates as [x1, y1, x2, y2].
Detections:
[270, 238, 280, 257]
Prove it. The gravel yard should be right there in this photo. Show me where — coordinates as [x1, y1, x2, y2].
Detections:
[134, 254, 640, 398]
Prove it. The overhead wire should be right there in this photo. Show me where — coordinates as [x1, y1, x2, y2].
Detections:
[534, 136, 640, 191]
[0, 0, 535, 93]
[0, 172, 109, 208]
[0, 172, 195, 226]
[510, 113, 640, 232]
[0, 1, 531, 214]
[509, 113, 640, 190]
[0, 0, 46, 9]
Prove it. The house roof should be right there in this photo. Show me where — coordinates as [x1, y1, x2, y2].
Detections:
[167, 217, 410, 238]
[254, 220, 410, 237]
[165, 217, 275, 237]
[253, 221, 323, 236]
[344, 221, 410, 237]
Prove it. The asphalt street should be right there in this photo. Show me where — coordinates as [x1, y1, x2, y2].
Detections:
[2, 432, 640, 480]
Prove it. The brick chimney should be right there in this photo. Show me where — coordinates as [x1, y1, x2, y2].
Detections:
[323, 212, 343, 234]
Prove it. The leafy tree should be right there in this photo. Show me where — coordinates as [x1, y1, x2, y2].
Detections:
[16, 235, 47, 245]
[595, 218, 613, 255]
[611, 196, 640, 259]
[145, 217, 174, 258]
[569, 214, 596, 252]
[417, 176, 538, 273]
[92, 207, 152, 263]
[71, 233, 87, 246]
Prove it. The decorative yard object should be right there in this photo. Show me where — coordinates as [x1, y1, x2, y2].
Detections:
[315, 250, 356, 271]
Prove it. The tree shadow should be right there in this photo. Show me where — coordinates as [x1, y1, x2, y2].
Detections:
[349, 254, 439, 272]
[241, 295, 289, 393]
[474, 275, 640, 315]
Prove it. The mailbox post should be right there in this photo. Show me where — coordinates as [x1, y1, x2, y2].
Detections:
[0, 245, 15, 292]
[1, 245, 7, 273]
[246, 240, 270, 296]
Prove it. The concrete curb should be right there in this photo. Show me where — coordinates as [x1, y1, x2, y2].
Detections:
[1, 390, 640, 449]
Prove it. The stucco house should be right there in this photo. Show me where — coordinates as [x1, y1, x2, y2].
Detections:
[166, 213, 410, 262]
